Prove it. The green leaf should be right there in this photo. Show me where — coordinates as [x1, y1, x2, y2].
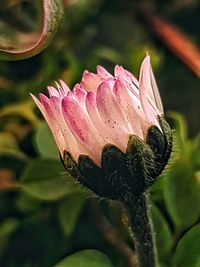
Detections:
[0, 218, 19, 238]
[58, 193, 86, 236]
[55, 249, 113, 267]
[150, 176, 165, 202]
[150, 204, 172, 263]
[0, 0, 64, 60]
[16, 192, 42, 213]
[35, 122, 59, 159]
[94, 46, 122, 63]
[168, 112, 188, 153]
[172, 224, 200, 267]
[0, 100, 39, 127]
[18, 159, 81, 201]
[0, 132, 27, 159]
[190, 134, 200, 167]
[163, 158, 200, 232]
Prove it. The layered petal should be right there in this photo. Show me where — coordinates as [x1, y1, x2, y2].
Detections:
[86, 91, 112, 144]
[72, 84, 87, 106]
[49, 96, 86, 161]
[32, 55, 164, 166]
[113, 80, 144, 139]
[47, 80, 70, 98]
[149, 65, 163, 114]
[47, 86, 60, 97]
[96, 81, 129, 151]
[31, 93, 66, 155]
[59, 80, 71, 95]
[97, 65, 113, 79]
[114, 65, 139, 99]
[139, 59, 161, 129]
[139, 56, 163, 115]
[81, 71, 103, 92]
[114, 65, 139, 88]
[62, 96, 105, 164]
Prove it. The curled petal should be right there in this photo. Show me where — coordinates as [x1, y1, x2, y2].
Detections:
[59, 80, 70, 95]
[47, 80, 70, 98]
[81, 71, 103, 92]
[55, 81, 68, 97]
[149, 65, 164, 114]
[115, 65, 139, 88]
[31, 93, 66, 155]
[49, 96, 84, 161]
[114, 65, 139, 98]
[30, 93, 45, 114]
[47, 86, 60, 97]
[139, 65, 161, 129]
[73, 84, 87, 105]
[97, 65, 113, 79]
[139, 55, 163, 114]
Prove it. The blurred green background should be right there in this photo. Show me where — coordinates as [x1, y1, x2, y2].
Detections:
[0, 0, 199, 267]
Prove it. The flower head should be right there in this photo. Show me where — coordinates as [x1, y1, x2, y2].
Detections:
[32, 56, 164, 165]
[31, 55, 172, 200]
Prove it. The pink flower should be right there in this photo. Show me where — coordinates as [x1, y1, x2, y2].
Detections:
[31, 55, 164, 166]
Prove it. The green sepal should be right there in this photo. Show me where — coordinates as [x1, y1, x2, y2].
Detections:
[78, 142, 150, 201]
[146, 116, 173, 183]
[62, 138, 156, 201]
[126, 135, 154, 192]
[62, 152, 91, 189]
[61, 117, 173, 201]
[78, 155, 114, 198]
[159, 116, 173, 165]
[101, 145, 132, 200]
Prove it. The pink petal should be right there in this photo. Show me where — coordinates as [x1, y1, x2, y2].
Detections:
[124, 69, 139, 88]
[139, 55, 162, 115]
[67, 91, 74, 98]
[49, 96, 73, 149]
[105, 77, 116, 88]
[139, 64, 160, 129]
[73, 84, 87, 105]
[47, 86, 60, 97]
[114, 65, 139, 99]
[59, 80, 70, 95]
[113, 80, 144, 139]
[55, 82, 67, 97]
[30, 93, 45, 114]
[114, 65, 139, 88]
[81, 71, 103, 92]
[62, 96, 104, 165]
[32, 93, 66, 155]
[96, 81, 129, 151]
[49, 96, 87, 161]
[39, 93, 50, 105]
[86, 91, 112, 144]
[96, 65, 113, 79]
[62, 97, 92, 142]
[149, 65, 164, 114]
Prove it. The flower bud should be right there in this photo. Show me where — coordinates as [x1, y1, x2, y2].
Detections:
[31, 55, 173, 201]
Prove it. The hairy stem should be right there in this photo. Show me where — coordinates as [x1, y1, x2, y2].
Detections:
[123, 192, 157, 267]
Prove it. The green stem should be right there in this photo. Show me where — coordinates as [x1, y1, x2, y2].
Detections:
[123, 192, 157, 267]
